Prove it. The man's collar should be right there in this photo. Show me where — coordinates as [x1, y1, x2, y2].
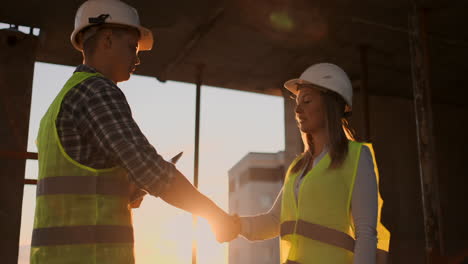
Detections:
[74, 64, 99, 74]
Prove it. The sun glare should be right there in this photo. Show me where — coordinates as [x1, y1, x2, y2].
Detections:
[133, 199, 227, 264]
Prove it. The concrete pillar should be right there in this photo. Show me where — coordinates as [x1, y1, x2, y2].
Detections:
[283, 92, 303, 172]
[0, 29, 37, 263]
[408, 5, 444, 262]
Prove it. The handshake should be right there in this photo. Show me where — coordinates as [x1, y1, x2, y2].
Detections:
[208, 212, 241, 243]
[128, 182, 242, 243]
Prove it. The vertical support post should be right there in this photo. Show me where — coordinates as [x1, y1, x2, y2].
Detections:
[282, 89, 303, 172]
[359, 45, 371, 142]
[0, 29, 37, 263]
[408, 4, 444, 262]
[192, 64, 204, 264]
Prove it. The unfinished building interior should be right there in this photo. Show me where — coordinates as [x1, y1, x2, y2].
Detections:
[1, 0, 467, 263]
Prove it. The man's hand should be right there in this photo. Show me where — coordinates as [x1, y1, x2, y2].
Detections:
[129, 196, 144, 208]
[128, 182, 146, 209]
[209, 213, 240, 243]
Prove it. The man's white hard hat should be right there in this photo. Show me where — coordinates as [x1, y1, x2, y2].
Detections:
[284, 63, 353, 110]
[71, 0, 153, 51]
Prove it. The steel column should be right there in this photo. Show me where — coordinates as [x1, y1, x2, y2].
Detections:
[0, 29, 37, 263]
[408, 5, 444, 262]
[192, 64, 204, 264]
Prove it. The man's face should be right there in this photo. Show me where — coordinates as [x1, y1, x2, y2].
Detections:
[109, 29, 140, 83]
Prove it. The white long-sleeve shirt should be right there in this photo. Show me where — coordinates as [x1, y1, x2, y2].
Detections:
[240, 145, 378, 264]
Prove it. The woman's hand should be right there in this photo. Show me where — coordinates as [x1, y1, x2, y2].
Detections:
[209, 213, 241, 243]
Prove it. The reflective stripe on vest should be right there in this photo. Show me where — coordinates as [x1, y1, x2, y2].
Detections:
[37, 175, 131, 196]
[281, 219, 390, 259]
[281, 220, 355, 252]
[32, 225, 134, 246]
[284, 260, 301, 264]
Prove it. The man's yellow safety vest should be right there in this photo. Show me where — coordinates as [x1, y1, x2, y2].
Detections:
[30, 72, 135, 264]
[280, 141, 390, 264]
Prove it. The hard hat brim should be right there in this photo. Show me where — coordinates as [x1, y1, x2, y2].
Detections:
[71, 23, 154, 51]
[284, 78, 352, 112]
[136, 25, 153, 51]
[283, 78, 315, 95]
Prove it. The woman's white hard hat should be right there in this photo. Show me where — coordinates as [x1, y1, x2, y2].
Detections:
[284, 63, 353, 110]
[70, 0, 154, 51]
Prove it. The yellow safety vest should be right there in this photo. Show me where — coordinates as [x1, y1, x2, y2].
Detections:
[280, 141, 390, 264]
[31, 72, 135, 264]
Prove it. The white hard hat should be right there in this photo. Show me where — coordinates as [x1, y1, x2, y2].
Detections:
[284, 63, 353, 110]
[70, 0, 153, 51]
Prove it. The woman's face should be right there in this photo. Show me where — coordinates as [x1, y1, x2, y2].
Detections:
[295, 84, 326, 133]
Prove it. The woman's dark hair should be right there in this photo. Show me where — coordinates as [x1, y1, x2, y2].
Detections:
[291, 89, 357, 173]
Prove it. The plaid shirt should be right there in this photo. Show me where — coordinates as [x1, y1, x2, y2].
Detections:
[56, 64, 174, 197]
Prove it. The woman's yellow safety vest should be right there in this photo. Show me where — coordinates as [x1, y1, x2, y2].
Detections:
[280, 141, 390, 264]
[31, 72, 135, 264]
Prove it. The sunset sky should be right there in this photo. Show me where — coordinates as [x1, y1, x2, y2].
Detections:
[18, 61, 285, 264]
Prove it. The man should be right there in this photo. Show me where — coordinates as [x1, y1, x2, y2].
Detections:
[30, 0, 239, 263]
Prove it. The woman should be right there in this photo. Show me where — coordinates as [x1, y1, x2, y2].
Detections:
[234, 63, 390, 264]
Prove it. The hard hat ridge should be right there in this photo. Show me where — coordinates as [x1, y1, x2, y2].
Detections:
[88, 14, 111, 25]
